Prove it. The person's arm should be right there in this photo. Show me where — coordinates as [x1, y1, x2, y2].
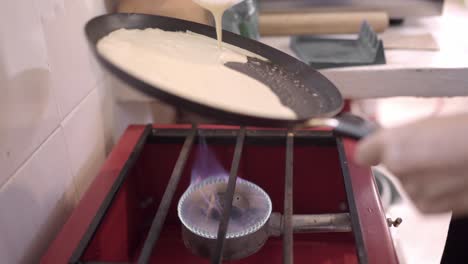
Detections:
[355, 113, 468, 217]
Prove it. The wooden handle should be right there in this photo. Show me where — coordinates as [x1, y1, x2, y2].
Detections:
[259, 11, 389, 36]
[117, 0, 211, 25]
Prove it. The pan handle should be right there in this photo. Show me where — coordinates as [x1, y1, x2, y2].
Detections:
[333, 113, 378, 140]
[306, 113, 378, 140]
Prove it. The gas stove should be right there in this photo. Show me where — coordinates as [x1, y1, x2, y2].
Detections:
[41, 124, 398, 264]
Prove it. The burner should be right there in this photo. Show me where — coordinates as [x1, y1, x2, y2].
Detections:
[178, 176, 273, 260]
[178, 176, 272, 239]
[177, 176, 354, 260]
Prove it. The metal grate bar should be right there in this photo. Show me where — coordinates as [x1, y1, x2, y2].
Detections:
[211, 127, 246, 264]
[283, 132, 294, 264]
[84, 262, 129, 264]
[137, 127, 196, 264]
[70, 125, 152, 264]
[151, 128, 333, 139]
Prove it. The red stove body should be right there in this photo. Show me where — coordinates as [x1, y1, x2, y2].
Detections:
[41, 124, 398, 264]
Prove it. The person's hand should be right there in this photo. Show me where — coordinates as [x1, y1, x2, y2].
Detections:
[355, 113, 468, 217]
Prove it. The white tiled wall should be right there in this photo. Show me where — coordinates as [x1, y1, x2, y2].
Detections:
[0, 0, 112, 262]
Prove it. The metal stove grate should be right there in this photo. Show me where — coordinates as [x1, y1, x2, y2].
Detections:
[69, 125, 366, 264]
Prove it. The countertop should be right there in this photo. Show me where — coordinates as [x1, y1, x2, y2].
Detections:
[260, 0, 468, 99]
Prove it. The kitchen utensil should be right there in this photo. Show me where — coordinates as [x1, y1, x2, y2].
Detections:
[290, 21, 386, 69]
[259, 11, 388, 36]
[42, 125, 399, 264]
[117, 0, 210, 25]
[85, 14, 376, 139]
[222, 0, 259, 39]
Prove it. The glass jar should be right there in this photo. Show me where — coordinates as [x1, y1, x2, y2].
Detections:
[222, 0, 260, 40]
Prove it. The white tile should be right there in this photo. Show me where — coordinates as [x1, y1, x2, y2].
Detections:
[39, 0, 105, 118]
[82, 0, 108, 19]
[114, 101, 155, 141]
[96, 76, 116, 154]
[0, 0, 48, 75]
[31, 0, 65, 21]
[61, 89, 106, 202]
[0, 128, 75, 264]
[0, 0, 61, 185]
[81, 0, 108, 80]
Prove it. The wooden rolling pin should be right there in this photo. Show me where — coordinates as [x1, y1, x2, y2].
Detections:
[117, 0, 210, 25]
[259, 11, 389, 36]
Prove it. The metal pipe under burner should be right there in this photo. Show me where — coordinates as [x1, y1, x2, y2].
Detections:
[293, 213, 352, 233]
[269, 212, 352, 235]
[180, 211, 352, 261]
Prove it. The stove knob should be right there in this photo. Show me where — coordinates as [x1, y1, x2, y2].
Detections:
[387, 217, 403, 228]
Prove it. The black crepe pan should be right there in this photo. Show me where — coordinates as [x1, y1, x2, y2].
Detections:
[85, 13, 376, 139]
